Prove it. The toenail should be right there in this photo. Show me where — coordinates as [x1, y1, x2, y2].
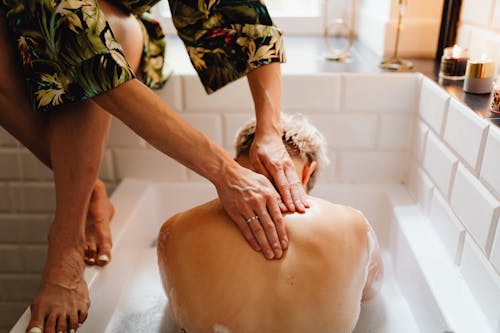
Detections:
[88, 258, 95, 263]
[29, 328, 42, 333]
[98, 254, 109, 262]
[70, 329, 76, 333]
[57, 331, 63, 333]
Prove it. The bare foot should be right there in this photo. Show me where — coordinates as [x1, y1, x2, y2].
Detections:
[27, 242, 90, 333]
[84, 179, 115, 266]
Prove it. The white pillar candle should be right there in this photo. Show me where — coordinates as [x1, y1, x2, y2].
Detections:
[463, 59, 496, 94]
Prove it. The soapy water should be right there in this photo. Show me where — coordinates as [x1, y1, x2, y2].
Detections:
[106, 289, 386, 333]
[108, 296, 171, 333]
[104, 250, 410, 333]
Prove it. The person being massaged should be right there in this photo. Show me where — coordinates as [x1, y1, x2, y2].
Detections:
[157, 113, 384, 333]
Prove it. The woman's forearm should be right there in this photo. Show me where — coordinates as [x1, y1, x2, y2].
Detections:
[247, 62, 282, 137]
[246, 62, 309, 212]
[93, 79, 237, 185]
[94, 78, 288, 259]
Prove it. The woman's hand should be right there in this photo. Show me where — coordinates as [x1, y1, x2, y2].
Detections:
[215, 163, 288, 260]
[246, 63, 308, 214]
[249, 132, 309, 213]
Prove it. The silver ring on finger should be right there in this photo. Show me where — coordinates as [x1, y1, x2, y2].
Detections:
[245, 215, 260, 224]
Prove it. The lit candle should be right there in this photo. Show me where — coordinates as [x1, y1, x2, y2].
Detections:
[439, 45, 469, 80]
[463, 57, 496, 94]
[490, 78, 500, 114]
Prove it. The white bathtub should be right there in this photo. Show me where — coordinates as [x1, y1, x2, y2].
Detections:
[11, 179, 492, 333]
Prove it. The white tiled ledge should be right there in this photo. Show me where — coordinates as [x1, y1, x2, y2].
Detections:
[389, 196, 493, 333]
[411, 75, 500, 332]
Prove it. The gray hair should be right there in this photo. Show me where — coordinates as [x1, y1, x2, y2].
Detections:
[234, 113, 330, 191]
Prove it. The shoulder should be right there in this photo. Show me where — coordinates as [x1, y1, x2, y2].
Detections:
[306, 196, 370, 240]
[158, 199, 222, 236]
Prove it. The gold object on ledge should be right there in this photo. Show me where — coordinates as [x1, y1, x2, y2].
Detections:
[379, 0, 413, 71]
[465, 60, 496, 79]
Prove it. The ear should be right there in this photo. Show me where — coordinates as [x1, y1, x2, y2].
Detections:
[301, 160, 317, 187]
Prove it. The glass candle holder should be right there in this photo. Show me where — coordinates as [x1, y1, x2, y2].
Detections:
[490, 78, 500, 114]
[464, 59, 496, 94]
[439, 45, 469, 80]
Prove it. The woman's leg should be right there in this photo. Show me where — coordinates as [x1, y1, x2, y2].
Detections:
[28, 4, 143, 328]
[0, 9, 115, 267]
[28, 100, 111, 333]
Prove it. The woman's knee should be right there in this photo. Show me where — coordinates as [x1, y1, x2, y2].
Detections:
[98, 0, 143, 73]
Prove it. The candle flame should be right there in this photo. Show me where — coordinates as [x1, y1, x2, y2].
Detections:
[480, 53, 490, 61]
[452, 45, 462, 58]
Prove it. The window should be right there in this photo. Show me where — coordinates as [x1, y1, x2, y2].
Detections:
[153, 0, 324, 35]
[267, 0, 323, 35]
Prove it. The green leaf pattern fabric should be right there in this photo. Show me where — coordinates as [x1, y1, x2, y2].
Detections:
[1, 0, 284, 112]
[169, 0, 285, 93]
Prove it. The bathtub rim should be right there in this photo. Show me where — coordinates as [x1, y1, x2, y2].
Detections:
[9, 179, 493, 333]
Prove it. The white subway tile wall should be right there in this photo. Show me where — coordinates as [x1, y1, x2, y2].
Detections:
[407, 164, 434, 215]
[99, 150, 116, 182]
[481, 126, 500, 198]
[1, 73, 500, 330]
[0, 128, 18, 147]
[378, 114, 414, 150]
[113, 148, 187, 181]
[491, 216, 500, 274]
[495, 2, 500, 30]
[308, 114, 379, 149]
[443, 99, 489, 173]
[180, 113, 223, 146]
[450, 165, 499, 253]
[182, 75, 254, 112]
[0, 184, 11, 212]
[343, 73, 418, 113]
[0, 245, 23, 272]
[19, 151, 53, 181]
[223, 113, 254, 147]
[338, 151, 409, 183]
[458, 0, 500, 65]
[428, 190, 466, 264]
[0, 150, 20, 180]
[460, 236, 500, 332]
[281, 74, 342, 112]
[412, 120, 429, 162]
[155, 75, 184, 112]
[108, 117, 147, 148]
[0, 215, 22, 243]
[422, 131, 458, 199]
[411, 75, 500, 330]
[418, 77, 450, 135]
[460, 0, 492, 26]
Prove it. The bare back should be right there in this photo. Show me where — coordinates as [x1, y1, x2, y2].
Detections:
[157, 197, 380, 333]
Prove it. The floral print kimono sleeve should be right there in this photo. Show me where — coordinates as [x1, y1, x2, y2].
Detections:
[2, 0, 137, 112]
[1, 0, 170, 112]
[168, 0, 285, 94]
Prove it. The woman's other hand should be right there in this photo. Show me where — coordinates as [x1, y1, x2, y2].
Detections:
[246, 63, 309, 214]
[215, 164, 288, 260]
[249, 132, 309, 213]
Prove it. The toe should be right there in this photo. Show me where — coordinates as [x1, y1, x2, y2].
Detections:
[95, 243, 112, 266]
[85, 242, 97, 265]
[27, 301, 45, 333]
[44, 313, 57, 333]
[78, 309, 88, 326]
[26, 325, 43, 333]
[68, 312, 79, 332]
[55, 314, 67, 333]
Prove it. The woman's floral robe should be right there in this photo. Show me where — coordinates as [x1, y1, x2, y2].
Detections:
[1, 0, 285, 112]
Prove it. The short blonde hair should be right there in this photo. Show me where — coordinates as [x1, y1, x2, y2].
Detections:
[235, 113, 329, 191]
